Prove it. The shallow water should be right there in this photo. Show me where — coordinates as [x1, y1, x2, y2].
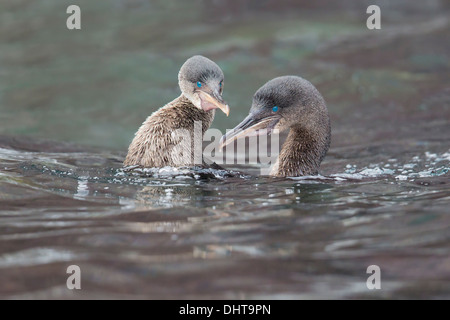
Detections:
[1, 0, 450, 299]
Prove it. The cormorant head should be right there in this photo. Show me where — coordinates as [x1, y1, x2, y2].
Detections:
[178, 55, 229, 116]
[219, 76, 328, 148]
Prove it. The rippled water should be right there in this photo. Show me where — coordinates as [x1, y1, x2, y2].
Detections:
[1, 0, 450, 299]
[0, 138, 449, 299]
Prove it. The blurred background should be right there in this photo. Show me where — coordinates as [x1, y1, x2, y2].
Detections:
[1, 0, 449, 152]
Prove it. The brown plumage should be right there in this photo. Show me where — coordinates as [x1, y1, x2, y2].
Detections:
[124, 55, 229, 168]
[124, 95, 214, 167]
[219, 76, 331, 177]
[272, 123, 330, 177]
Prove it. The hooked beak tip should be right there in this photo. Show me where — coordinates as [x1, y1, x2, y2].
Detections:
[218, 134, 232, 151]
[223, 105, 230, 117]
[198, 91, 230, 116]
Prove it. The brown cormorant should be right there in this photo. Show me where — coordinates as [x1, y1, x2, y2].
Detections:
[124, 55, 229, 168]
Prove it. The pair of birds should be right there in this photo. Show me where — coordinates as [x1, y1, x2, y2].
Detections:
[124, 55, 331, 177]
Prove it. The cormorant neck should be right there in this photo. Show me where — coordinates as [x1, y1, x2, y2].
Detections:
[174, 94, 215, 131]
[178, 93, 193, 105]
[180, 90, 202, 110]
[271, 116, 331, 177]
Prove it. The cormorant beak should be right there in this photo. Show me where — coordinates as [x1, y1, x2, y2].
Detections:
[198, 90, 230, 116]
[218, 113, 280, 149]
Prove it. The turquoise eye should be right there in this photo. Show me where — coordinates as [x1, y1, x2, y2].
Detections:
[219, 81, 222, 88]
[272, 106, 278, 112]
[197, 81, 202, 88]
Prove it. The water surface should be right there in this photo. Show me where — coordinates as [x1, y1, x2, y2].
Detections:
[0, 0, 449, 299]
[0, 136, 448, 299]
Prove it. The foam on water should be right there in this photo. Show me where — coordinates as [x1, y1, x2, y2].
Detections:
[121, 165, 244, 180]
[290, 150, 450, 183]
[13, 148, 448, 187]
